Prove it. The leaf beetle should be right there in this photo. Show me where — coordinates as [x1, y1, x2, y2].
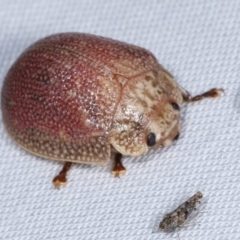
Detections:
[1, 33, 223, 186]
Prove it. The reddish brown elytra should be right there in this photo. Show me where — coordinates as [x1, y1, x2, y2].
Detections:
[1, 33, 223, 187]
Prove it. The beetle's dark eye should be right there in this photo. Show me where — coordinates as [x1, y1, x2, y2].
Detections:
[147, 132, 156, 147]
[171, 102, 180, 111]
[173, 133, 180, 141]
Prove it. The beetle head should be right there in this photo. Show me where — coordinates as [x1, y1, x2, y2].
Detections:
[145, 96, 181, 150]
[110, 70, 183, 156]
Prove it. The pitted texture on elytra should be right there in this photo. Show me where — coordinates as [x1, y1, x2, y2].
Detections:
[6, 127, 110, 164]
[159, 191, 203, 232]
[2, 36, 122, 135]
[31, 33, 160, 78]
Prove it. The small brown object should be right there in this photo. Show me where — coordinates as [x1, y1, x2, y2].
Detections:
[112, 153, 126, 177]
[159, 191, 203, 232]
[53, 162, 72, 188]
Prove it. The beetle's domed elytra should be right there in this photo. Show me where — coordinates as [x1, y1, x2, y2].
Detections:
[1, 33, 184, 163]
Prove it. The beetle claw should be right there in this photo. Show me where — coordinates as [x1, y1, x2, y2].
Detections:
[112, 153, 126, 178]
[112, 168, 126, 178]
[52, 162, 72, 188]
[53, 175, 68, 188]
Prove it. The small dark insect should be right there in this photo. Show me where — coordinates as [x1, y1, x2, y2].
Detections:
[159, 191, 203, 232]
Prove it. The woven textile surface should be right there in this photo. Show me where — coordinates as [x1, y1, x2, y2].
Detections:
[0, 1, 239, 239]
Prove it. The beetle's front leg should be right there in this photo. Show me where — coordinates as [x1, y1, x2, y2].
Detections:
[53, 162, 72, 188]
[181, 88, 224, 102]
[112, 153, 126, 177]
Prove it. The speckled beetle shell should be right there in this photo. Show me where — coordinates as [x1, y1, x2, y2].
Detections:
[1, 33, 221, 167]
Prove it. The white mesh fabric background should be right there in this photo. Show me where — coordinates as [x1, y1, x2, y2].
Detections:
[0, 0, 239, 239]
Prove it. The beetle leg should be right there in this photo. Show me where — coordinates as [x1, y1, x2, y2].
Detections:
[53, 162, 72, 188]
[112, 153, 126, 177]
[182, 88, 224, 102]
